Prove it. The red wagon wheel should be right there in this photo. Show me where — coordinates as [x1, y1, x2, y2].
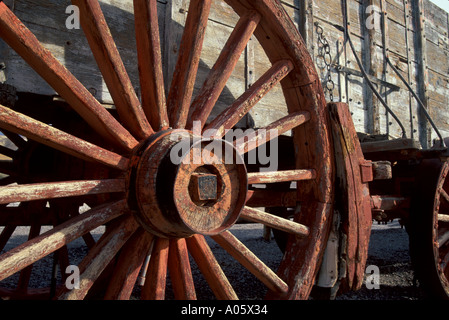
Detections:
[410, 159, 449, 299]
[0, 0, 333, 300]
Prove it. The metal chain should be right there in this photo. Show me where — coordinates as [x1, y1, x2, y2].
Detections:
[315, 23, 335, 102]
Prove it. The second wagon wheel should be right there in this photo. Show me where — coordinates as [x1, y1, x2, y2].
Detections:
[0, 0, 333, 300]
[410, 159, 449, 299]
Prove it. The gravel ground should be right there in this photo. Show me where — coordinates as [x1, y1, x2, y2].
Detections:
[0, 219, 430, 300]
[336, 220, 427, 300]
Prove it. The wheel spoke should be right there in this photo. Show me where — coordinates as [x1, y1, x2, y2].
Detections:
[438, 214, 449, 223]
[438, 230, 449, 249]
[167, 0, 212, 129]
[211, 230, 288, 294]
[168, 238, 196, 300]
[0, 200, 129, 282]
[0, 3, 138, 151]
[205, 60, 294, 138]
[0, 105, 129, 171]
[247, 169, 316, 184]
[187, 10, 261, 129]
[240, 206, 309, 237]
[104, 228, 154, 300]
[73, 0, 153, 140]
[246, 189, 297, 207]
[186, 234, 238, 300]
[234, 111, 310, 154]
[441, 189, 449, 205]
[141, 237, 169, 300]
[0, 179, 125, 205]
[61, 214, 138, 300]
[134, 0, 169, 130]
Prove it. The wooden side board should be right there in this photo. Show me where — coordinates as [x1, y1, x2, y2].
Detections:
[0, 0, 304, 130]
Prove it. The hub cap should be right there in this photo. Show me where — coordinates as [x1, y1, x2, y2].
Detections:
[128, 130, 247, 238]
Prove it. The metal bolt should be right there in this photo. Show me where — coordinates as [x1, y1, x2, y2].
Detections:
[189, 172, 218, 202]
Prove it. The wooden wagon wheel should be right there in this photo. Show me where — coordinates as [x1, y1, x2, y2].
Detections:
[410, 159, 449, 299]
[0, 0, 333, 300]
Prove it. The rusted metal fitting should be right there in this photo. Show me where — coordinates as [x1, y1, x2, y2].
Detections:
[360, 160, 392, 183]
[189, 172, 218, 201]
[360, 160, 373, 183]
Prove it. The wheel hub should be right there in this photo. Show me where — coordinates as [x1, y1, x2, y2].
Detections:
[127, 129, 247, 238]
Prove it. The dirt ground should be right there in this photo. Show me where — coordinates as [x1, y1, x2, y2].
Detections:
[0, 219, 430, 300]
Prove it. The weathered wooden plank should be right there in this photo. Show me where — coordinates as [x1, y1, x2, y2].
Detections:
[166, 0, 212, 129]
[141, 237, 169, 300]
[438, 230, 449, 248]
[204, 59, 294, 138]
[385, 0, 406, 25]
[186, 234, 238, 300]
[240, 206, 309, 237]
[248, 20, 288, 128]
[234, 111, 310, 154]
[0, 200, 129, 282]
[211, 230, 289, 294]
[312, 0, 363, 35]
[0, 104, 129, 171]
[247, 169, 316, 184]
[426, 40, 449, 76]
[1, 0, 449, 143]
[424, 0, 449, 37]
[104, 228, 154, 300]
[6, 0, 167, 105]
[134, 0, 169, 131]
[61, 214, 138, 300]
[188, 10, 261, 129]
[0, 3, 138, 151]
[329, 102, 372, 291]
[429, 95, 449, 132]
[168, 238, 196, 300]
[73, 0, 153, 140]
[0, 179, 125, 205]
